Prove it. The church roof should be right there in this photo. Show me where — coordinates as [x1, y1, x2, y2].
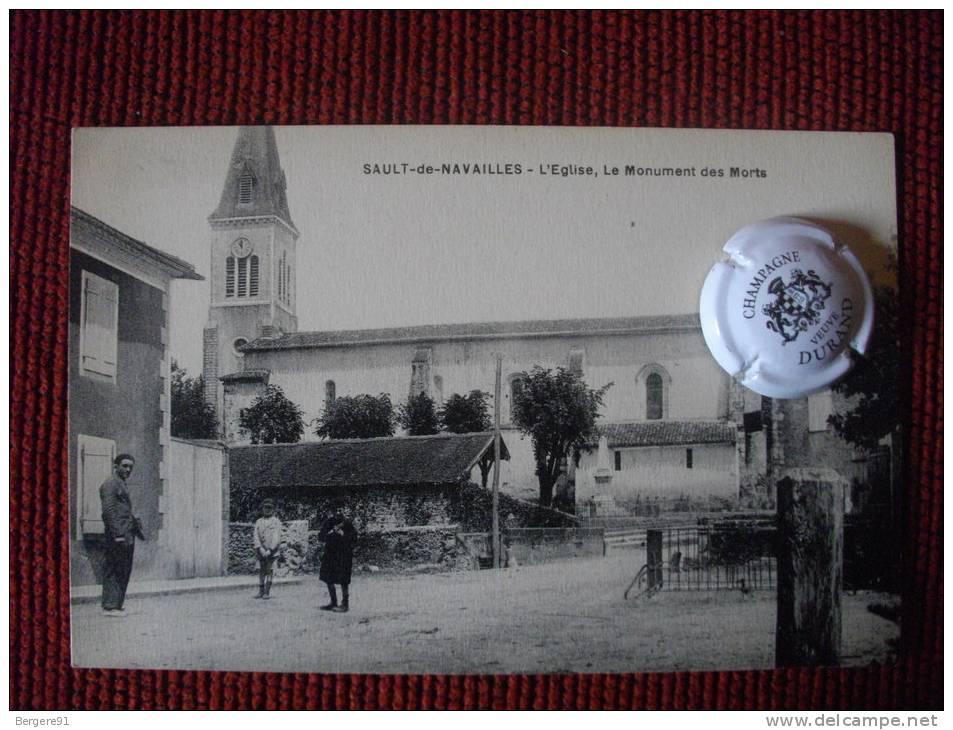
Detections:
[243, 313, 700, 351]
[590, 420, 737, 448]
[229, 432, 510, 490]
[209, 126, 296, 231]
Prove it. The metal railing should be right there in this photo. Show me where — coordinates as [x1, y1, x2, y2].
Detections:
[625, 525, 777, 598]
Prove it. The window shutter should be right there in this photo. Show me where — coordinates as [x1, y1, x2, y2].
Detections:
[81, 272, 118, 378]
[78, 435, 115, 534]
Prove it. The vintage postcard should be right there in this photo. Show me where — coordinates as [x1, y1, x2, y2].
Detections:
[69, 125, 900, 673]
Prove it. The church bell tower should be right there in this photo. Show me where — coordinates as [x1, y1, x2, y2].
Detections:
[203, 126, 299, 428]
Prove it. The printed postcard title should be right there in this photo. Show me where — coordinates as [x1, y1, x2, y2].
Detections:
[362, 162, 768, 179]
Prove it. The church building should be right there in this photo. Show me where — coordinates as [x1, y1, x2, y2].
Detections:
[203, 127, 868, 511]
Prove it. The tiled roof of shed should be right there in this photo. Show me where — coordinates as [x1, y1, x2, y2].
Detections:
[220, 369, 271, 383]
[243, 313, 700, 352]
[591, 420, 737, 448]
[229, 432, 510, 490]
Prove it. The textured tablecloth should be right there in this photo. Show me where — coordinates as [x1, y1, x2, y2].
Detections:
[9, 10, 942, 710]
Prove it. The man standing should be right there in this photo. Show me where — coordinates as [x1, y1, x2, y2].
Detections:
[100, 453, 143, 616]
[318, 507, 357, 613]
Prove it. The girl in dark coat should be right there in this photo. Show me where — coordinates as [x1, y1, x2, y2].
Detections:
[318, 510, 357, 612]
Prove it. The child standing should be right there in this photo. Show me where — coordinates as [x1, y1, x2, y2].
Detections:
[253, 498, 282, 599]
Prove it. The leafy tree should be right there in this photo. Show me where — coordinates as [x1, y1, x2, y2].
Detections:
[399, 392, 440, 435]
[511, 366, 612, 507]
[170, 359, 218, 439]
[239, 385, 305, 444]
[439, 390, 492, 433]
[314, 393, 396, 440]
[829, 284, 900, 450]
[439, 390, 494, 488]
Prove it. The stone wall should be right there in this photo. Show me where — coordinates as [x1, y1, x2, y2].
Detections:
[228, 519, 309, 576]
[231, 482, 576, 531]
[227, 482, 576, 575]
[229, 523, 467, 575]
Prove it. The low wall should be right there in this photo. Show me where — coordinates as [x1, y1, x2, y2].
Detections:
[227, 481, 578, 575]
[230, 482, 576, 532]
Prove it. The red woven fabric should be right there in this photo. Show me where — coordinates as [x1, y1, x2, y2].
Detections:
[10, 10, 941, 709]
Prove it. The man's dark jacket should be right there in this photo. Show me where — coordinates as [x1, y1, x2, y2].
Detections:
[100, 476, 141, 540]
[318, 517, 357, 585]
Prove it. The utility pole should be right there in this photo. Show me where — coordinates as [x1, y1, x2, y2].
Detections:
[492, 353, 502, 569]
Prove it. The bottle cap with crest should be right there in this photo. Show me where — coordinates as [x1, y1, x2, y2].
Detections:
[699, 217, 874, 399]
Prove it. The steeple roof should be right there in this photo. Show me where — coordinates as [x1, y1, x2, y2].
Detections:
[209, 126, 296, 231]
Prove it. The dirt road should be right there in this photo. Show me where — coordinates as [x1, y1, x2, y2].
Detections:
[71, 554, 897, 674]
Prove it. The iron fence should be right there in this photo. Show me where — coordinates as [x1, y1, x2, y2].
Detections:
[625, 524, 777, 598]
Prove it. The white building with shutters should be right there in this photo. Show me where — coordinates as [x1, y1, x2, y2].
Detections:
[69, 207, 209, 585]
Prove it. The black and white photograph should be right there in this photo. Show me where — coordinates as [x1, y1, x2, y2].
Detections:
[69, 125, 901, 674]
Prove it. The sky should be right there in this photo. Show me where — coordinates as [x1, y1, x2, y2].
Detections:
[71, 126, 897, 374]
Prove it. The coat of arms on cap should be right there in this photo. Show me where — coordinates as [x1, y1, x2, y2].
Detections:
[761, 268, 833, 344]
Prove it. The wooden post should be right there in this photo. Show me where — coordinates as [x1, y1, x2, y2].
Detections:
[492, 354, 502, 569]
[775, 468, 845, 667]
[646, 529, 663, 592]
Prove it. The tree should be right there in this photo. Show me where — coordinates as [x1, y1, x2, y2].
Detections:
[439, 390, 494, 488]
[399, 392, 440, 435]
[170, 359, 217, 439]
[829, 284, 900, 450]
[314, 393, 396, 440]
[511, 366, 612, 507]
[439, 390, 492, 433]
[239, 385, 305, 444]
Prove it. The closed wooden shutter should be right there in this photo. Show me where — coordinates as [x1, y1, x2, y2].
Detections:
[78, 435, 115, 534]
[80, 271, 118, 378]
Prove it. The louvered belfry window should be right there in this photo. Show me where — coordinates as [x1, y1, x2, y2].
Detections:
[239, 173, 254, 204]
[225, 256, 236, 297]
[249, 255, 259, 296]
[237, 256, 248, 297]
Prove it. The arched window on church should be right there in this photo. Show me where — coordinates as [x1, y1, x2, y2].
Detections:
[237, 256, 248, 297]
[249, 255, 259, 297]
[278, 253, 284, 301]
[508, 374, 527, 422]
[225, 256, 236, 298]
[287, 263, 292, 305]
[646, 373, 663, 420]
[325, 380, 336, 411]
[636, 364, 671, 420]
[239, 173, 254, 204]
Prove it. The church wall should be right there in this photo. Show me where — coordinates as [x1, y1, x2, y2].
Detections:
[576, 442, 738, 506]
[242, 328, 733, 502]
[243, 328, 729, 427]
